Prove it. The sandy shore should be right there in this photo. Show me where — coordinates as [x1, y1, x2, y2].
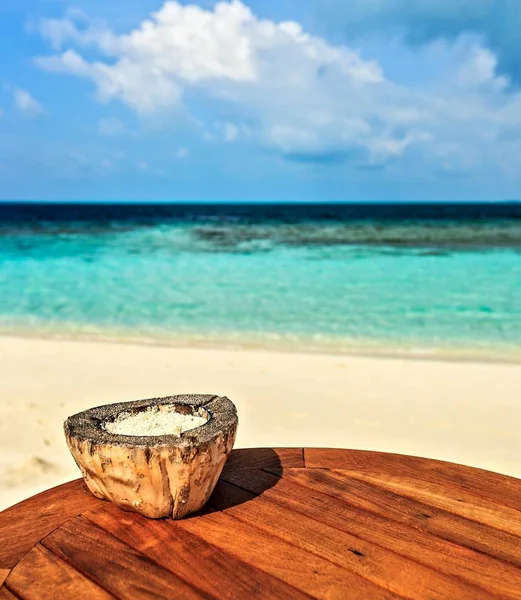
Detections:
[1, 335, 521, 511]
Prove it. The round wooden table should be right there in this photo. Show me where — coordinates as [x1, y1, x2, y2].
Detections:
[2, 448, 521, 599]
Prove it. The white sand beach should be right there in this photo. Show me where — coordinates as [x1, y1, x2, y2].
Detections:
[1, 334, 521, 511]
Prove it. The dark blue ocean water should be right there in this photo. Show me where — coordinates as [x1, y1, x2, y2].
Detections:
[1, 202, 520, 354]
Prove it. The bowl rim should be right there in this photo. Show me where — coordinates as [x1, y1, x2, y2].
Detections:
[64, 394, 238, 448]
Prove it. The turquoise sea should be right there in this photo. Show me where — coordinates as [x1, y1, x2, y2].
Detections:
[1, 203, 521, 357]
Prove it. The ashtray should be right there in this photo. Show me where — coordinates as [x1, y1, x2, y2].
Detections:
[64, 394, 238, 519]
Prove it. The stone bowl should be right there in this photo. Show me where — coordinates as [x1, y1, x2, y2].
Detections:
[64, 394, 238, 519]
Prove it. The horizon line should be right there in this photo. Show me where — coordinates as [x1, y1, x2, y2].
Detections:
[0, 199, 520, 205]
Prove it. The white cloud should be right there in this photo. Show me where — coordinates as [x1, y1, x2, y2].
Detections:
[36, 49, 182, 114]
[222, 122, 239, 142]
[12, 88, 46, 117]
[174, 147, 190, 159]
[35, 1, 382, 110]
[366, 131, 434, 166]
[98, 117, 127, 136]
[320, 0, 521, 86]
[214, 121, 252, 143]
[456, 46, 507, 90]
[33, 1, 521, 176]
[34, 0, 392, 160]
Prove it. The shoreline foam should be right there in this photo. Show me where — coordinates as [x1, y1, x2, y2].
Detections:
[1, 325, 521, 365]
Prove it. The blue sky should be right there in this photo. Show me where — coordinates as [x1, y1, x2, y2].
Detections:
[1, 0, 521, 201]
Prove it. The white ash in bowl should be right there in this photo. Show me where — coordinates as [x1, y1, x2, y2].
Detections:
[103, 406, 208, 437]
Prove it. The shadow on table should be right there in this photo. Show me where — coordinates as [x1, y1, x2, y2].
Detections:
[206, 448, 284, 514]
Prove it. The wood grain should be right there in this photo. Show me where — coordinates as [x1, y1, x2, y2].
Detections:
[42, 516, 208, 599]
[212, 476, 494, 600]
[284, 467, 521, 569]
[0, 479, 99, 569]
[175, 509, 401, 600]
[6, 545, 114, 600]
[305, 449, 521, 512]
[84, 501, 311, 600]
[218, 468, 521, 598]
[222, 447, 304, 475]
[338, 468, 521, 536]
[3, 448, 521, 600]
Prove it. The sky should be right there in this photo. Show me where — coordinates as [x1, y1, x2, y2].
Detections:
[1, 0, 521, 201]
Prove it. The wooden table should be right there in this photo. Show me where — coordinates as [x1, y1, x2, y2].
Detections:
[2, 448, 521, 600]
